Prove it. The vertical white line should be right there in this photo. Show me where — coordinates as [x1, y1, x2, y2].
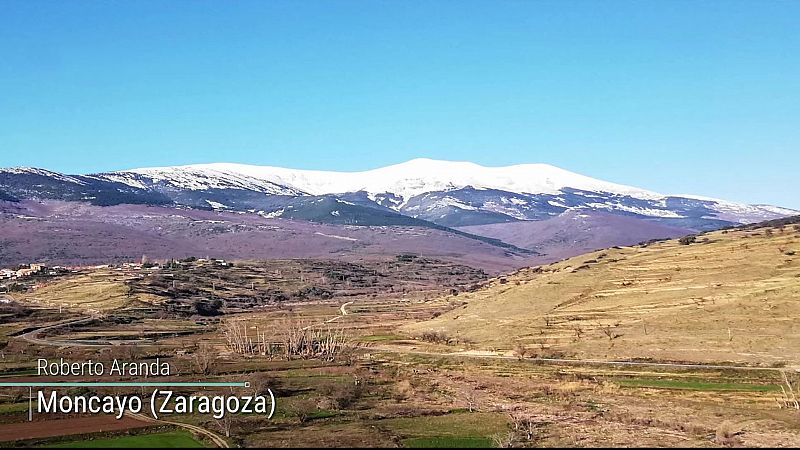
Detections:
[28, 387, 32, 421]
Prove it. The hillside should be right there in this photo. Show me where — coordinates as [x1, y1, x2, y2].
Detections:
[458, 210, 692, 260]
[406, 218, 800, 365]
[0, 200, 532, 272]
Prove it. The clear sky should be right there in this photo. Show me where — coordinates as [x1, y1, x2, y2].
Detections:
[1, 1, 798, 208]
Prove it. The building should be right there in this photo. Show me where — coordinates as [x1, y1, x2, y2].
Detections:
[0, 269, 15, 279]
[12, 263, 47, 279]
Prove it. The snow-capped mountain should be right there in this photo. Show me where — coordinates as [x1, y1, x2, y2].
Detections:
[2, 159, 797, 230]
[0, 167, 171, 206]
[114, 158, 661, 204]
[90, 158, 797, 228]
[96, 166, 305, 196]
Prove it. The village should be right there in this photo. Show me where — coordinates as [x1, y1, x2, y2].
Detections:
[0, 262, 71, 282]
[0, 257, 234, 295]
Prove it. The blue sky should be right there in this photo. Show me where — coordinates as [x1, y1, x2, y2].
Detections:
[1, 1, 798, 208]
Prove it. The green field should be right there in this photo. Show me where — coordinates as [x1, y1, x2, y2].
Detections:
[0, 401, 34, 415]
[402, 436, 494, 448]
[616, 378, 780, 392]
[379, 411, 506, 449]
[43, 431, 204, 448]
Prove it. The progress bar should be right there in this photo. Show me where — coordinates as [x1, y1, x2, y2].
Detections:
[0, 382, 249, 387]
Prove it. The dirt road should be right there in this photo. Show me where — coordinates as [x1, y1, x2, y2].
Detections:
[17, 316, 98, 347]
[128, 412, 230, 448]
[17, 315, 149, 347]
[302, 301, 354, 330]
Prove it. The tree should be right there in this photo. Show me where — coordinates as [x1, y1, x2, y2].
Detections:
[491, 432, 516, 448]
[192, 344, 217, 375]
[194, 298, 223, 316]
[460, 390, 480, 412]
[287, 398, 316, 424]
[213, 414, 233, 438]
[513, 342, 529, 360]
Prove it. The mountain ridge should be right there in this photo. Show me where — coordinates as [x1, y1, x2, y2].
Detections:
[2, 159, 797, 230]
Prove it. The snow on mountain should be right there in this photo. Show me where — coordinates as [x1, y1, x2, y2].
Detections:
[1, 167, 87, 185]
[93, 158, 798, 227]
[4, 159, 797, 228]
[103, 166, 305, 195]
[152, 158, 662, 204]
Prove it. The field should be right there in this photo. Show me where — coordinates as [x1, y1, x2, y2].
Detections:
[0, 416, 152, 443]
[0, 220, 799, 447]
[44, 431, 203, 448]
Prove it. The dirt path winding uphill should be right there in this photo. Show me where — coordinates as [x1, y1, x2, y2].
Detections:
[301, 301, 355, 330]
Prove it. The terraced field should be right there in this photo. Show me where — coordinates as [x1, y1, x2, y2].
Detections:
[406, 222, 800, 364]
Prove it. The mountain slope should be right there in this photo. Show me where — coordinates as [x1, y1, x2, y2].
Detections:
[405, 217, 800, 364]
[458, 210, 691, 260]
[0, 168, 171, 206]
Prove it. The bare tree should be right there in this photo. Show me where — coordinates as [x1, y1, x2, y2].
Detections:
[286, 398, 316, 424]
[777, 371, 800, 410]
[192, 344, 217, 375]
[513, 342, 529, 360]
[522, 416, 538, 441]
[213, 414, 233, 438]
[222, 318, 358, 362]
[491, 431, 516, 448]
[249, 372, 279, 396]
[460, 390, 480, 412]
[600, 323, 623, 341]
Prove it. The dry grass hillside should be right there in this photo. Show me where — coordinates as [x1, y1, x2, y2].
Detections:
[405, 220, 800, 365]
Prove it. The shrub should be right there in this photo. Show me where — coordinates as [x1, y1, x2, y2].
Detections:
[194, 298, 223, 316]
[287, 398, 317, 424]
[513, 342, 529, 360]
[419, 330, 453, 345]
[392, 379, 414, 401]
[714, 421, 740, 447]
[679, 235, 697, 245]
[319, 379, 365, 409]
